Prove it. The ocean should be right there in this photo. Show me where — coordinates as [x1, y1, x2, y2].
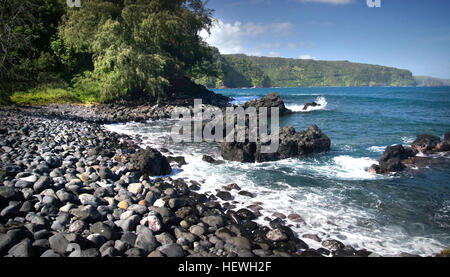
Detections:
[105, 86, 450, 256]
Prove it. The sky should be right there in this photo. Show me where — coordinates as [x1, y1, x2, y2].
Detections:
[200, 0, 450, 79]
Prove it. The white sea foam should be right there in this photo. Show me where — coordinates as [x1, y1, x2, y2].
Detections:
[287, 96, 328, 112]
[103, 121, 447, 257]
[367, 146, 386, 153]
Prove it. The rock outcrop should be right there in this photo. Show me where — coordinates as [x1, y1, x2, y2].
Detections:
[369, 132, 450, 174]
[131, 147, 172, 177]
[242, 92, 292, 116]
[221, 125, 331, 163]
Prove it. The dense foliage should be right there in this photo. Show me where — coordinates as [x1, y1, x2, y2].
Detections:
[1, 0, 217, 103]
[196, 54, 417, 88]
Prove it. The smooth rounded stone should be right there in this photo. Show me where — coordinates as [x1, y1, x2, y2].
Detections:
[134, 228, 158, 254]
[0, 186, 20, 201]
[87, 234, 107, 248]
[153, 199, 165, 208]
[163, 188, 176, 197]
[252, 249, 273, 257]
[141, 214, 162, 232]
[236, 208, 257, 220]
[33, 176, 52, 193]
[59, 203, 76, 213]
[158, 243, 185, 257]
[114, 215, 141, 232]
[42, 195, 59, 206]
[34, 230, 53, 240]
[99, 167, 114, 180]
[227, 237, 252, 250]
[118, 200, 129, 210]
[120, 232, 138, 249]
[90, 222, 115, 240]
[127, 183, 144, 195]
[78, 194, 102, 207]
[174, 228, 197, 243]
[7, 238, 33, 257]
[68, 220, 87, 234]
[272, 212, 287, 219]
[216, 191, 233, 201]
[287, 213, 303, 223]
[41, 249, 62, 257]
[0, 233, 14, 255]
[124, 248, 146, 257]
[51, 221, 65, 232]
[69, 248, 101, 257]
[19, 201, 33, 213]
[49, 233, 69, 254]
[155, 232, 176, 245]
[322, 239, 345, 251]
[238, 191, 255, 198]
[269, 218, 285, 229]
[19, 175, 38, 183]
[148, 250, 165, 257]
[175, 206, 192, 219]
[101, 246, 118, 257]
[15, 179, 34, 189]
[189, 225, 206, 237]
[56, 189, 77, 203]
[32, 238, 50, 253]
[114, 240, 129, 254]
[128, 204, 148, 215]
[22, 188, 35, 200]
[168, 198, 184, 209]
[302, 234, 321, 242]
[200, 215, 225, 229]
[120, 210, 135, 220]
[70, 205, 101, 222]
[266, 229, 288, 242]
[1, 203, 20, 218]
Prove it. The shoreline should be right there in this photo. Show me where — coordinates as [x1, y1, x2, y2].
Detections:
[0, 104, 447, 257]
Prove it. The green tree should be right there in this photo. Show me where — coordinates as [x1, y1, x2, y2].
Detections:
[60, 0, 215, 102]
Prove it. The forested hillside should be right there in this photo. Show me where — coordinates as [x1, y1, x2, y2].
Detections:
[195, 53, 417, 88]
[415, 76, 450, 87]
[0, 0, 218, 104]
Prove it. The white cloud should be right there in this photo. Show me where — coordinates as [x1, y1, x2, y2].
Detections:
[200, 20, 245, 54]
[298, 0, 354, 5]
[299, 55, 317, 60]
[200, 19, 292, 54]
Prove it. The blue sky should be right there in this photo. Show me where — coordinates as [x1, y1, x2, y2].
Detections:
[200, 0, 450, 78]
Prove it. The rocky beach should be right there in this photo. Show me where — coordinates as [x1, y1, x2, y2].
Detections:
[0, 102, 389, 258]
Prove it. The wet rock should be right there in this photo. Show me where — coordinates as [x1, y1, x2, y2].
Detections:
[266, 229, 288, 242]
[90, 222, 115, 240]
[7, 239, 33, 257]
[322, 239, 345, 251]
[216, 191, 233, 201]
[287, 213, 303, 223]
[302, 101, 319, 111]
[412, 134, 441, 153]
[131, 147, 172, 177]
[243, 92, 292, 116]
[49, 233, 69, 254]
[236, 208, 256, 220]
[33, 176, 52, 193]
[158, 243, 184, 257]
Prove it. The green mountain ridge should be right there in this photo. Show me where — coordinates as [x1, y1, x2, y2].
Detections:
[414, 76, 450, 87]
[195, 51, 418, 88]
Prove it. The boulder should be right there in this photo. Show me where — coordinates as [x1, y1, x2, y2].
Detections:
[132, 147, 172, 177]
[221, 125, 331, 163]
[371, 145, 418, 174]
[302, 101, 319, 111]
[412, 134, 441, 153]
[243, 92, 292, 116]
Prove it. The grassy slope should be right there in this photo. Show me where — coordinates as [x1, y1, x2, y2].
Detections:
[5, 88, 99, 106]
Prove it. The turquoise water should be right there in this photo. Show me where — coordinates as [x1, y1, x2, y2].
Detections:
[107, 86, 450, 256]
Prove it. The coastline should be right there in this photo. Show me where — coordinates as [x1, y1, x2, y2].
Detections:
[0, 103, 389, 257]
